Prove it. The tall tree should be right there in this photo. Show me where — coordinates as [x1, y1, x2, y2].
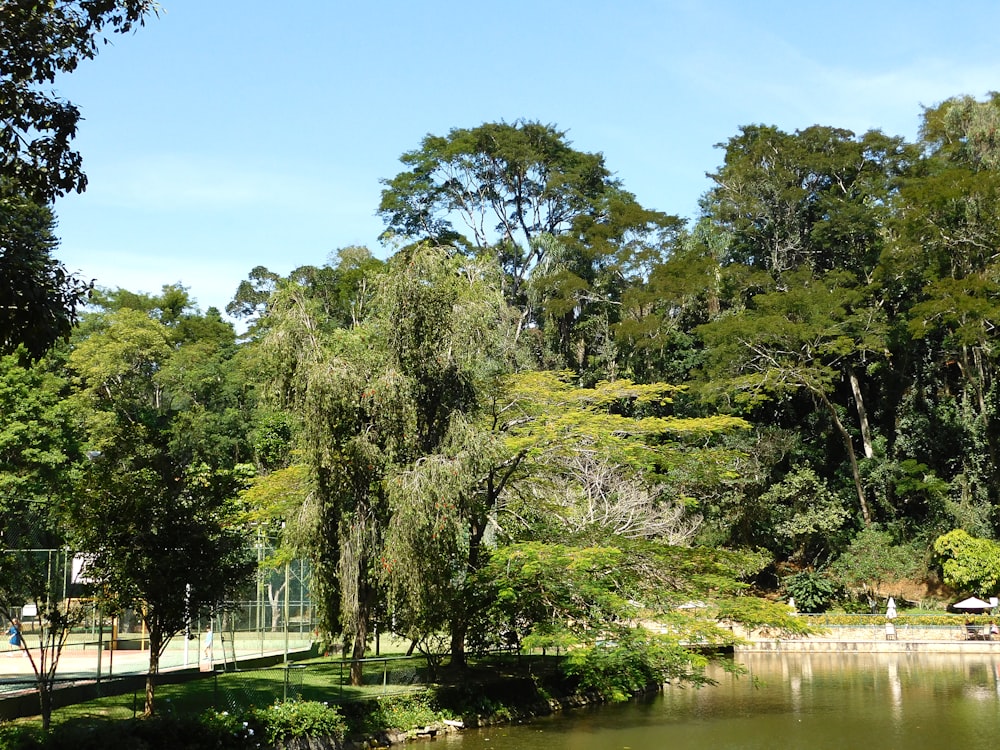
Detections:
[0, 349, 83, 731]
[882, 94, 1000, 523]
[686, 124, 915, 531]
[0, 1, 156, 360]
[0, 191, 91, 360]
[696, 268, 885, 524]
[0, 0, 156, 202]
[704, 124, 910, 278]
[378, 121, 681, 375]
[260, 246, 517, 676]
[68, 297, 254, 715]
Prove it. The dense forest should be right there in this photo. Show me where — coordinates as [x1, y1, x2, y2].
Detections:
[8, 89, 1000, 714]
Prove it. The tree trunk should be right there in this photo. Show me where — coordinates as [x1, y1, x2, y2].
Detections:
[450, 519, 486, 670]
[847, 365, 875, 459]
[449, 616, 467, 670]
[349, 601, 368, 686]
[816, 388, 871, 524]
[145, 628, 161, 716]
[39, 684, 52, 733]
[268, 580, 287, 632]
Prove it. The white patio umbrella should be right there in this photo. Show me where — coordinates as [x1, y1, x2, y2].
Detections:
[886, 597, 897, 619]
[953, 596, 993, 611]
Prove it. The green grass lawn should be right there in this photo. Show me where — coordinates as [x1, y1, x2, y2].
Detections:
[41, 654, 434, 726]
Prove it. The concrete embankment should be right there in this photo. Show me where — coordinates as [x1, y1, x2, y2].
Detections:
[736, 623, 1000, 653]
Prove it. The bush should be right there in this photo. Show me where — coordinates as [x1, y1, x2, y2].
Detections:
[0, 714, 254, 750]
[253, 700, 346, 745]
[351, 693, 445, 735]
[784, 570, 838, 613]
[562, 633, 707, 702]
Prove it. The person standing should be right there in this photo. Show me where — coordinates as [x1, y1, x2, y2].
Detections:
[203, 624, 214, 660]
[7, 618, 22, 653]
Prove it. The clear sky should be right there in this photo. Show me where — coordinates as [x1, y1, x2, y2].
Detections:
[49, 0, 1000, 318]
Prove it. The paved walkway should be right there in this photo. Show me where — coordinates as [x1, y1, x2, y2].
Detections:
[0, 634, 315, 692]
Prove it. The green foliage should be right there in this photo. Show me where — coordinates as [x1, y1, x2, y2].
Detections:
[760, 466, 850, 564]
[562, 632, 714, 702]
[252, 700, 347, 744]
[379, 120, 680, 375]
[816, 612, 993, 626]
[830, 527, 922, 597]
[0, 194, 93, 361]
[476, 537, 810, 662]
[705, 124, 909, 277]
[0, 351, 76, 523]
[0, 713, 255, 750]
[20, 101, 1000, 733]
[933, 529, 1000, 595]
[358, 693, 444, 734]
[0, 1, 157, 202]
[714, 595, 815, 636]
[68, 301, 255, 715]
[783, 570, 839, 613]
[0, 2, 156, 358]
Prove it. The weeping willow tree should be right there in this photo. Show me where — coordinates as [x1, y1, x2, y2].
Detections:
[373, 247, 521, 668]
[259, 280, 388, 684]
[260, 245, 518, 679]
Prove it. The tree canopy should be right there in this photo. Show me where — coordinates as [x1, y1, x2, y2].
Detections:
[13, 95, 1000, 710]
[0, 0, 157, 201]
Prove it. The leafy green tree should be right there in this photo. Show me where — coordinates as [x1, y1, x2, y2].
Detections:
[689, 124, 917, 532]
[830, 526, 921, 604]
[229, 250, 386, 340]
[0, 2, 156, 360]
[933, 528, 1000, 596]
[68, 301, 255, 715]
[613, 219, 726, 384]
[374, 250, 519, 668]
[880, 94, 1000, 521]
[0, 548, 88, 732]
[704, 124, 910, 278]
[0, 349, 84, 730]
[226, 265, 280, 321]
[697, 268, 886, 523]
[258, 275, 392, 682]
[919, 92, 1000, 171]
[758, 466, 850, 565]
[379, 121, 616, 290]
[477, 539, 808, 698]
[409, 369, 750, 668]
[0, 191, 92, 360]
[379, 120, 680, 374]
[259, 245, 518, 675]
[237, 464, 311, 631]
[0, 0, 157, 201]
[0, 348, 77, 515]
[782, 570, 839, 613]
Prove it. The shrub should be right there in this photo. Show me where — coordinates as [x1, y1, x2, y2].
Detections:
[562, 633, 707, 702]
[0, 714, 254, 750]
[784, 570, 838, 613]
[354, 693, 445, 734]
[253, 700, 346, 745]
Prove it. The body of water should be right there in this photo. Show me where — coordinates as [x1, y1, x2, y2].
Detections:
[439, 652, 1000, 749]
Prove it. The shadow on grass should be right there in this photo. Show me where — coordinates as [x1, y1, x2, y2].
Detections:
[17, 651, 565, 732]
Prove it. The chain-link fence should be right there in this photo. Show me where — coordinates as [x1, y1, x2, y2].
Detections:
[0, 547, 318, 693]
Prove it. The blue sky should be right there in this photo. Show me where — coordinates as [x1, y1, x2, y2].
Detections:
[51, 0, 1000, 318]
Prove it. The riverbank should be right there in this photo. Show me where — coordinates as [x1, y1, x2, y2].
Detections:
[735, 622, 1000, 653]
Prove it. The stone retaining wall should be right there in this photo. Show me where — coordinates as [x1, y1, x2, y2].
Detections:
[736, 623, 1000, 653]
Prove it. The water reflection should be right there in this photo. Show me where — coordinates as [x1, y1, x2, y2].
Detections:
[442, 653, 1000, 749]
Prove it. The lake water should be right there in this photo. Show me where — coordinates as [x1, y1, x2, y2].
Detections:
[438, 652, 1000, 749]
